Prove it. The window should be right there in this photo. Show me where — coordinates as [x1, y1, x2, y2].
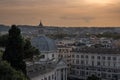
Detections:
[98, 73, 101, 77]
[102, 73, 106, 78]
[73, 60, 74, 63]
[64, 55, 66, 58]
[108, 62, 110, 66]
[52, 54, 54, 57]
[92, 61, 94, 66]
[61, 55, 63, 58]
[77, 66, 79, 69]
[76, 55, 79, 58]
[52, 75, 54, 79]
[108, 74, 111, 78]
[97, 56, 100, 59]
[102, 56, 106, 60]
[113, 63, 116, 67]
[113, 57, 116, 61]
[81, 60, 84, 65]
[108, 57, 111, 60]
[76, 60, 79, 64]
[44, 78, 47, 80]
[41, 55, 45, 58]
[97, 61, 101, 66]
[58, 54, 60, 57]
[75, 71, 79, 75]
[72, 55, 75, 58]
[48, 76, 51, 80]
[103, 62, 105, 66]
[86, 60, 88, 65]
[86, 72, 89, 75]
[86, 55, 88, 58]
[81, 55, 84, 58]
[59, 49, 61, 52]
[80, 71, 85, 76]
[91, 56, 94, 59]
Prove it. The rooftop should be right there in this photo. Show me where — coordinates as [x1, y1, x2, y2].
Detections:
[71, 47, 120, 54]
[31, 35, 57, 52]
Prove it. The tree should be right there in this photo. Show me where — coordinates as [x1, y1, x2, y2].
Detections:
[2, 25, 26, 75]
[24, 39, 40, 59]
[0, 61, 27, 80]
[0, 50, 3, 60]
[0, 34, 8, 47]
[87, 75, 101, 80]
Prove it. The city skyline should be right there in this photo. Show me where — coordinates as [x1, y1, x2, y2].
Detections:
[0, 0, 120, 27]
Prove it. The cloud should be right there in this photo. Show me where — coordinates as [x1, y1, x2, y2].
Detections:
[60, 16, 94, 23]
[0, 0, 120, 26]
[107, 4, 120, 13]
[0, 0, 68, 7]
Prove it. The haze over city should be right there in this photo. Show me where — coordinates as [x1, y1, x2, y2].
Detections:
[1, 1, 120, 80]
[0, 0, 120, 27]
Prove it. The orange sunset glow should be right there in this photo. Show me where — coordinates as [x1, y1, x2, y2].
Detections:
[0, 0, 120, 27]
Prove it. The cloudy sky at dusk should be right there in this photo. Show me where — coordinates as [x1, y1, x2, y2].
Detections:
[0, 0, 120, 27]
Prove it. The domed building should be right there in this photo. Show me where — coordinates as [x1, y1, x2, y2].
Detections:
[27, 35, 67, 80]
[31, 35, 57, 52]
[31, 35, 58, 61]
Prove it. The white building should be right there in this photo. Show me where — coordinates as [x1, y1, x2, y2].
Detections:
[26, 35, 67, 80]
[70, 47, 120, 80]
[57, 39, 120, 80]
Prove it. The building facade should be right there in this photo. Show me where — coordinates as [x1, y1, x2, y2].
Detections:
[57, 39, 120, 80]
[70, 48, 120, 80]
[26, 35, 67, 80]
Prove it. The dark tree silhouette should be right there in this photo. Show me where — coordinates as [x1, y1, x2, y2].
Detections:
[0, 34, 8, 47]
[24, 39, 40, 59]
[2, 25, 26, 75]
[0, 61, 27, 80]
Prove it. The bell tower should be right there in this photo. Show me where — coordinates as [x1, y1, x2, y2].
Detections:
[38, 20, 44, 35]
[39, 20, 43, 27]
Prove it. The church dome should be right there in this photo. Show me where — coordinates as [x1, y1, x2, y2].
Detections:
[31, 35, 57, 52]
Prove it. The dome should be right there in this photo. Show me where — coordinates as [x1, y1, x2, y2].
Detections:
[31, 35, 57, 52]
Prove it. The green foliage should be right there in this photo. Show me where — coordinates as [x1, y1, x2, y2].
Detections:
[96, 32, 120, 39]
[0, 34, 8, 47]
[0, 61, 27, 80]
[1, 25, 40, 78]
[2, 25, 26, 75]
[24, 39, 40, 59]
[0, 51, 3, 60]
[46, 33, 74, 39]
[46, 33, 66, 39]
[0, 31, 40, 60]
[87, 75, 101, 80]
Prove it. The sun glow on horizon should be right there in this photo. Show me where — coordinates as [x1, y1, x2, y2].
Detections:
[85, 0, 113, 5]
[0, 0, 119, 27]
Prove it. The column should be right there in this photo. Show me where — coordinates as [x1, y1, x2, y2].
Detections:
[63, 69, 65, 80]
[65, 68, 67, 80]
[57, 69, 61, 80]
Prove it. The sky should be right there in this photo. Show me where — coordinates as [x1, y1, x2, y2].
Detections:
[0, 0, 120, 27]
